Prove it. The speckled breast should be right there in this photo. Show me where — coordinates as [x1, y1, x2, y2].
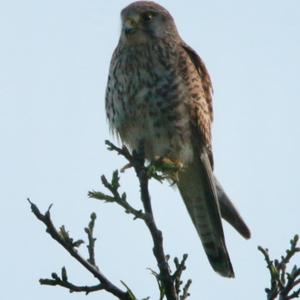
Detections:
[106, 42, 193, 163]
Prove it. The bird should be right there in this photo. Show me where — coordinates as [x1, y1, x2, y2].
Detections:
[105, 1, 250, 278]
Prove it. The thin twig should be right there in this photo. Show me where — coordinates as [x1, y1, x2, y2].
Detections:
[85, 212, 98, 267]
[180, 280, 192, 300]
[89, 172, 146, 221]
[40, 268, 104, 294]
[173, 254, 189, 296]
[28, 199, 132, 300]
[259, 235, 300, 300]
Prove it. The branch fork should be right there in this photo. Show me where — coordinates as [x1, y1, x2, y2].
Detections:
[29, 140, 191, 300]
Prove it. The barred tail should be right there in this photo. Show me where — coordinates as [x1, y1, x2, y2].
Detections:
[215, 177, 251, 239]
[177, 150, 234, 277]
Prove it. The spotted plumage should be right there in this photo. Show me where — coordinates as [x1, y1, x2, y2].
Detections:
[105, 1, 250, 277]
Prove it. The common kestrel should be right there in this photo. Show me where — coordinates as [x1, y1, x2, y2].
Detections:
[105, 1, 250, 277]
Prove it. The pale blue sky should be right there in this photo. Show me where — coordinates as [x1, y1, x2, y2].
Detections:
[1, 1, 300, 299]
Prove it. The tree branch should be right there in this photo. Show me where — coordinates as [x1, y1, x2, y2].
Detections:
[39, 268, 104, 294]
[259, 234, 300, 300]
[85, 212, 98, 267]
[30, 140, 191, 300]
[28, 199, 132, 300]
[90, 140, 191, 300]
[131, 143, 177, 300]
[89, 171, 146, 221]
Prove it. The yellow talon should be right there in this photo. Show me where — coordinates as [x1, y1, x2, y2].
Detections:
[152, 157, 184, 183]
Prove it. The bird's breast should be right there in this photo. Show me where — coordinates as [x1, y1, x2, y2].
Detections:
[106, 44, 194, 163]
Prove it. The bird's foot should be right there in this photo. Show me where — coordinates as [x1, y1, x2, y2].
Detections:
[147, 157, 184, 183]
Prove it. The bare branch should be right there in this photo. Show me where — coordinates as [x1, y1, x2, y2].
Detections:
[101, 141, 181, 300]
[28, 199, 132, 300]
[173, 254, 190, 297]
[180, 280, 192, 300]
[85, 212, 98, 268]
[89, 172, 146, 221]
[40, 267, 104, 295]
[30, 140, 191, 300]
[259, 234, 300, 300]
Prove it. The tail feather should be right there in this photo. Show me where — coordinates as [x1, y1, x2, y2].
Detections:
[215, 177, 251, 239]
[177, 150, 234, 278]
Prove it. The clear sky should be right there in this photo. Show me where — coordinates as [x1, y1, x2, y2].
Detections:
[1, 0, 300, 299]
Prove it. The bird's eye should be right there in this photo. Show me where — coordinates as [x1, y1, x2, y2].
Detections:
[142, 12, 154, 22]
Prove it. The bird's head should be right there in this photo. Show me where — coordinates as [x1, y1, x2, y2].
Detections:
[119, 1, 179, 45]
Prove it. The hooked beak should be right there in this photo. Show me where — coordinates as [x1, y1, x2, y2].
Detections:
[123, 16, 139, 35]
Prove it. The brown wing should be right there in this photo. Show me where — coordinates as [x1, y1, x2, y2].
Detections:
[181, 43, 214, 167]
[178, 43, 235, 277]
